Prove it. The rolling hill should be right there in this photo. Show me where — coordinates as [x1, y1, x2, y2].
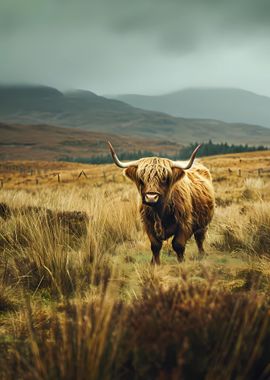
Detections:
[115, 88, 270, 128]
[0, 122, 182, 161]
[0, 85, 270, 146]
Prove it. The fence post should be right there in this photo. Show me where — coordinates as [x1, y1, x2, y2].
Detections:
[77, 170, 88, 179]
[36, 178, 39, 185]
[57, 173, 61, 183]
[238, 169, 241, 177]
[258, 168, 261, 177]
[0, 179, 3, 188]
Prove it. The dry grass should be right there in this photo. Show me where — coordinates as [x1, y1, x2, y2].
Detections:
[0, 150, 270, 379]
[212, 202, 270, 255]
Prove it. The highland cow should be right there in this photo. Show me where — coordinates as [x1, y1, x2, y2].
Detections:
[108, 142, 215, 264]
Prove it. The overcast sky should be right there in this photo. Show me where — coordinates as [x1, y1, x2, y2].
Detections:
[0, 0, 270, 96]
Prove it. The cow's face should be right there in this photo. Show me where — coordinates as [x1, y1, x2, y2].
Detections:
[125, 158, 184, 208]
[108, 141, 201, 207]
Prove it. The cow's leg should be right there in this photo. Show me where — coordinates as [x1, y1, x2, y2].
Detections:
[150, 239, 162, 265]
[143, 223, 162, 265]
[172, 232, 186, 262]
[194, 227, 207, 256]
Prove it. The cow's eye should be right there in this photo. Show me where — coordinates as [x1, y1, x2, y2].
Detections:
[139, 179, 144, 187]
[162, 177, 169, 185]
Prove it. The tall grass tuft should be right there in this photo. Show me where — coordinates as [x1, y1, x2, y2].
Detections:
[5, 281, 270, 380]
[212, 202, 270, 255]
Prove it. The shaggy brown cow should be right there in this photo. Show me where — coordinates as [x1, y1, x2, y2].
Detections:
[108, 142, 215, 264]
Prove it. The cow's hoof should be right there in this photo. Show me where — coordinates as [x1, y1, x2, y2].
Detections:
[177, 256, 184, 263]
[198, 252, 207, 261]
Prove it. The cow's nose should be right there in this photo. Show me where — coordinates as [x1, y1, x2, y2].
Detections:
[145, 193, 159, 204]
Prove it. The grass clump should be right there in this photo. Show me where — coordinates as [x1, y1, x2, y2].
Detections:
[212, 202, 270, 256]
[0, 284, 20, 312]
[4, 282, 270, 380]
[116, 282, 270, 380]
[242, 178, 265, 200]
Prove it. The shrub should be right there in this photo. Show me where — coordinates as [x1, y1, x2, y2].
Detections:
[116, 283, 270, 380]
[9, 283, 270, 380]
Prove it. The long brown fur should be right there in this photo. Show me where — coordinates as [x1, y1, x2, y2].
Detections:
[125, 158, 215, 264]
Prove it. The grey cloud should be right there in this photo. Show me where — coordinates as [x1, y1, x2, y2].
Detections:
[0, 0, 269, 96]
[1, 0, 269, 52]
[107, 0, 270, 53]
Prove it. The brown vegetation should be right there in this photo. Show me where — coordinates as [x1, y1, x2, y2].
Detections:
[0, 151, 270, 379]
[0, 122, 182, 161]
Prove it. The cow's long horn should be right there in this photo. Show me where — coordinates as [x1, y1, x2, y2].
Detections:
[172, 144, 202, 170]
[107, 141, 139, 168]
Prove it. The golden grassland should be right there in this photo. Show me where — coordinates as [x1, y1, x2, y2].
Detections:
[0, 150, 270, 379]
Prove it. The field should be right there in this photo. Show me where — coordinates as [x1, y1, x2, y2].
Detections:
[1, 150, 270, 379]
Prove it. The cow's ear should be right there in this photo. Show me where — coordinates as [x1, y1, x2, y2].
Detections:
[171, 167, 185, 184]
[125, 166, 138, 182]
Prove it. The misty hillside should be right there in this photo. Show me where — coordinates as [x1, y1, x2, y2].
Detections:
[115, 88, 270, 128]
[0, 85, 270, 145]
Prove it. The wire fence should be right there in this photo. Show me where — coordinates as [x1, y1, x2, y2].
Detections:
[0, 165, 270, 188]
[0, 168, 125, 187]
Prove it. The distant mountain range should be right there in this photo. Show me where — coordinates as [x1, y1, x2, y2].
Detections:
[0, 85, 270, 147]
[115, 88, 270, 128]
